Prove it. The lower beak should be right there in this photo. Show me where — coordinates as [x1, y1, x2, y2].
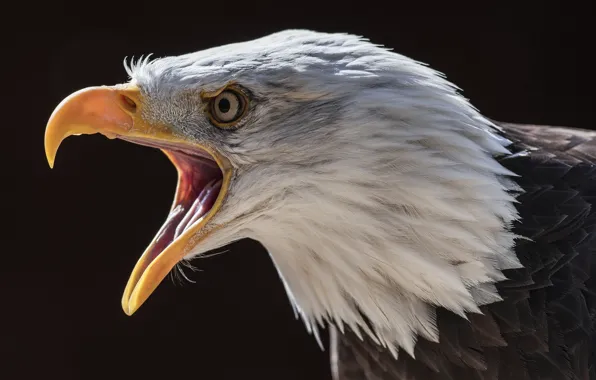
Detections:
[45, 84, 231, 315]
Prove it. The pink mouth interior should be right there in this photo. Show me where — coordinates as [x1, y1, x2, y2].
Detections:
[145, 150, 223, 265]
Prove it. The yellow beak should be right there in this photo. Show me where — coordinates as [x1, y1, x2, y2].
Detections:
[45, 84, 232, 316]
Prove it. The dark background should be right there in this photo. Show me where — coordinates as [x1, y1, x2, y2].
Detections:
[3, 1, 594, 379]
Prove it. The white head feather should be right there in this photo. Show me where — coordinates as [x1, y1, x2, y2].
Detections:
[126, 30, 522, 358]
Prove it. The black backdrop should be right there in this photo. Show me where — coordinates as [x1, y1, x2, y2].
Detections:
[4, 1, 594, 379]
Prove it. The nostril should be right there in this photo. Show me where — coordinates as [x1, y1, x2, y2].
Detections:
[120, 94, 137, 112]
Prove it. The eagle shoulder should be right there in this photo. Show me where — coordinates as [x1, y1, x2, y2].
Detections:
[497, 121, 596, 164]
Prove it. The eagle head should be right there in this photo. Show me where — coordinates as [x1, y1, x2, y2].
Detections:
[45, 30, 522, 357]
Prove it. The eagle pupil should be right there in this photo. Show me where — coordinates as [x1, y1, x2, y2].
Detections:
[218, 98, 231, 113]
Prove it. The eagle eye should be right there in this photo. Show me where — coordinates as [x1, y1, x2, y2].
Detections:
[208, 87, 248, 128]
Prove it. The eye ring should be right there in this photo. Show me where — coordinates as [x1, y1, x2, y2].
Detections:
[207, 87, 248, 128]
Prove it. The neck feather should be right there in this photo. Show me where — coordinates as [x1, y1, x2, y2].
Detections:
[251, 88, 523, 357]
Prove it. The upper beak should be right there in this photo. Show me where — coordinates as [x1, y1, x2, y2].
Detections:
[45, 85, 136, 168]
[45, 84, 231, 316]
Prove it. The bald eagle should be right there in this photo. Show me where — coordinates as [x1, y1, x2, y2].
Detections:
[45, 30, 596, 380]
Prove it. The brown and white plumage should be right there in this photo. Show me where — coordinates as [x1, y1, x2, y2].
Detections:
[45, 30, 596, 380]
[333, 121, 596, 380]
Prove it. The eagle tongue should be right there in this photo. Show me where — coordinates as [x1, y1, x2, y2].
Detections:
[174, 196, 203, 239]
[144, 205, 186, 267]
[174, 178, 223, 238]
[187, 178, 222, 227]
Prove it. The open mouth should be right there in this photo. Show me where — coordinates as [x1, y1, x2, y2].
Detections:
[132, 143, 224, 285]
[119, 137, 225, 273]
[154, 151, 223, 262]
[44, 84, 232, 316]
[116, 140, 232, 316]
